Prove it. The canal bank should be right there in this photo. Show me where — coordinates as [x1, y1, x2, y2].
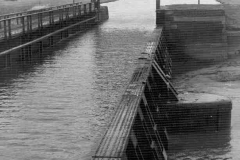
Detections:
[169, 53, 240, 160]
[167, 0, 240, 159]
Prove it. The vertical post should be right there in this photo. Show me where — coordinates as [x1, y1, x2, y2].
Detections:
[89, 3, 92, 13]
[39, 41, 43, 57]
[40, 13, 43, 28]
[156, 0, 164, 26]
[97, 0, 100, 21]
[27, 16, 30, 33]
[58, 8, 61, 22]
[38, 13, 41, 29]
[21, 47, 25, 62]
[5, 54, 11, 68]
[52, 11, 54, 24]
[198, 0, 200, 4]
[0, 18, 2, 29]
[22, 16, 25, 34]
[4, 20, 7, 39]
[49, 11, 51, 26]
[84, 4, 87, 15]
[156, 0, 160, 10]
[8, 19, 12, 39]
[29, 15, 32, 32]
[17, 14, 19, 24]
[28, 45, 32, 60]
[79, 5, 82, 16]
[66, 8, 69, 20]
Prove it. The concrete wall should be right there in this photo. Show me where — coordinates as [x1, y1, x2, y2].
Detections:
[98, 6, 109, 22]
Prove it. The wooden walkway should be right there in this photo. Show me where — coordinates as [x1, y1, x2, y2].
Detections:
[0, 1, 101, 68]
[0, 1, 96, 41]
[92, 28, 178, 160]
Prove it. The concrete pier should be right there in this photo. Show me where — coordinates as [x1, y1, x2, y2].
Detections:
[167, 93, 232, 133]
[158, 4, 229, 61]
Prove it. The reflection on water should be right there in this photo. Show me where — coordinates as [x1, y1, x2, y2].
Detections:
[168, 131, 232, 160]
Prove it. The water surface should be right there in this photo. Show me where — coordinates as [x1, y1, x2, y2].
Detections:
[0, 0, 155, 159]
[1, 0, 240, 160]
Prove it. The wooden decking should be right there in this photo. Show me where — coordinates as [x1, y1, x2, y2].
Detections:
[92, 28, 178, 160]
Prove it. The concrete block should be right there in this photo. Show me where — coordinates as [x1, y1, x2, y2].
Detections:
[98, 6, 109, 22]
[166, 93, 232, 133]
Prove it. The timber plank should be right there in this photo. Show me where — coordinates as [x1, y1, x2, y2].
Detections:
[93, 27, 176, 160]
[94, 58, 151, 159]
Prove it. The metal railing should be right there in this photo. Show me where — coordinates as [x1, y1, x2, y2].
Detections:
[0, 1, 96, 22]
[0, 16, 97, 68]
[0, 1, 97, 40]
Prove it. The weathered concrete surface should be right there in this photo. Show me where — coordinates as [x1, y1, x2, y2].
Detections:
[98, 6, 109, 22]
[217, 0, 240, 29]
[166, 93, 232, 133]
[160, 4, 228, 61]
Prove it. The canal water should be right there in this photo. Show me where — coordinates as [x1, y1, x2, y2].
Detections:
[0, 0, 156, 159]
[0, 0, 240, 160]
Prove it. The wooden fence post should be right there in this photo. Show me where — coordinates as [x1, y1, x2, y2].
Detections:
[4, 20, 7, 39]
[21, 16, 25, 34]
[8, 19, 12, 39]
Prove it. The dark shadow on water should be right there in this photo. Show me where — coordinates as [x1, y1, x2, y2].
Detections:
[169, 44, 221, 78]
[0, 28, 96, 86]
[168, 129, 232, 159]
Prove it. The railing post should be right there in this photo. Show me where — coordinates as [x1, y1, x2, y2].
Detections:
[17, 14, 19, 24]
[156, 0, 160, 10]
[38, 13, 41, 29]
[28, 45, 32, 60]
[79, 5, 82, 17]
[96, 0, 100, 21]
[49, 11, 52, 26]
[59, 9, 62, 27]
[38, 41, 43, 57]
[40, 13, 43, 28]
[73, 6, 76, 18]
[89, 3, 92, 13]
[8, 19, 12, 39]
[27, 15, 30, 33]
[29, 15, 32, 32]
[84, 4, 87, 15]
[51, 11, 54, 25]
[4, 20, 7, 39]
[0, 18, 2, 29]
[49, 36, 53, 46]
[21, 16, 25, 34]
[66, 8, 69, 20]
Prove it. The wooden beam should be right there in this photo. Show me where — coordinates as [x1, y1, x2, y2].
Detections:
[156, 0, 160, 10]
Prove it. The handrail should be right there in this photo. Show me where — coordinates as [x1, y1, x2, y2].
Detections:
[0, 1, 93, 20]
[0, 1, 97, 40]
[0, 2, 94, 22]
[0, 16, 96, 57]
